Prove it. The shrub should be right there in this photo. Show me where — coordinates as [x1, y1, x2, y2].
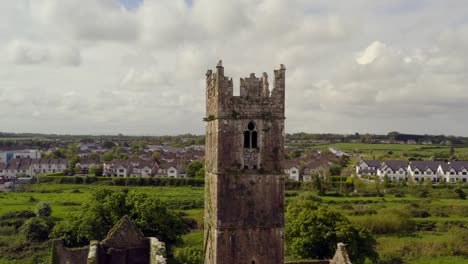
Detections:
[285, 180, 302, 190]
[35, 201, 52, 217]
[19, 217, 50, 242]
[286, 200, 379, 264]
[51, 188, 187, 248]
[174, 247, 203, 264]
[0, 226, 16, 236]
[454, 188, 466, 199]
[0, 210, 36, 220]
[298, 193, 323, 203]
[349, 207, 377, 216]
[352, 208, 416, 234]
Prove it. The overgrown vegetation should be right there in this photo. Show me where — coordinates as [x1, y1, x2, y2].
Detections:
[0, 178, 467, 263]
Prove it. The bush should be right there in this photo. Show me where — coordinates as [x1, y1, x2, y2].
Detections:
[35, 201, 52, 217]
[38, 175, 205, 187]
[0, 226, 16, 236]
[285, 180, 302, 190]
[286, 200, 378, 264]
[0, 210, 36, 220]
[51, 188, 187, 247]
[352, 208, 416, 234]
[409, 209, 431, 218]
[349, 207, 377, 216]
[454, 188, 466, 199]
[173, 247, 203, 264]
[19, 217, 50, 242]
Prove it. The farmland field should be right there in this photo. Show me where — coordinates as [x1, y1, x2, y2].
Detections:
[0, 182, 467, 263]
[306, 142, 468, 160]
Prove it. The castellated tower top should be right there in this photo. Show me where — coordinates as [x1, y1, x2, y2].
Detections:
[203, 61, 286, 264]
[205, 60, 286, 120]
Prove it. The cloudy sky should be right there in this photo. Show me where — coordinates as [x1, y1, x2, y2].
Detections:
[1, 0, 468, 136]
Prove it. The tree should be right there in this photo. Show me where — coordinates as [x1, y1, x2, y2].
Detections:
[152, 151, 161, 160]
[51, 188, 187, 247]
[19, 217, 51, 242]
[373, 176, 383, 196]
[424, 178, 433, 191]
[383, 175, 391, 188]
[88, 152, 100, 160]
[69, 156, 81, 172]
[329, 164, 342, 176]
[102, 141, 115, 149]
[291, 150, 302, 158]
[89, 165, 103, 176]
[286, 200, 378, 263]
[67, 144, 79, 158]
[195, 168, 205, 178]
[186, 160, 203, 178]
[304, 170, 331, 196]
[101, 151, 114, 162]
[36, 201, 52, 217]
[338, 155, 350, 167]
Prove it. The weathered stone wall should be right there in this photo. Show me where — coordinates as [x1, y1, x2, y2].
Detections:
[204, 62, 286, 264]
[330, 243, 352, 264]
[286, 261, 330, 264]
[51, 239, 88, 264]
[149, 237, 167, 264]
[52, 216, 167, 264]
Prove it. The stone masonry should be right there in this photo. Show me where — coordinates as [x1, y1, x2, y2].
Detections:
[52, 216, 166, 264]
[204, 61, 286, 264]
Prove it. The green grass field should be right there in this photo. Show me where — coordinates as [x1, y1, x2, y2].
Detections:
[307, 142, 468, 160]
[0, 183, 467, 263]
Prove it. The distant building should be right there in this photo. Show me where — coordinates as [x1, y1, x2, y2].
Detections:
[0, 149, 40, 163]
[329, 147, 349, 157]
[356, 160, 381, 176]
[284, 160, 300, 181]
[407, 161, 444, 182]
[377, 160, 409, 181]
[103, 159, 159, 177]
[0, 158, 68, 179]
[438, 161, 468, 183]
[75, 158, 101, 174]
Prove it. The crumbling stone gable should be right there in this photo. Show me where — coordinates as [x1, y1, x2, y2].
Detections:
[101, 215, 147, 249]
[204, 61, 286, 264]
[52, 216, 166, 264]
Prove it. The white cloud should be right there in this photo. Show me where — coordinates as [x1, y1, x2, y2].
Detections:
[0, 0, 467, 135]
[5, 40, 81, 66]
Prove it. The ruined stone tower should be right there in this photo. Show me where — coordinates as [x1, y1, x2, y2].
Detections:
[204, 61, 286, 264]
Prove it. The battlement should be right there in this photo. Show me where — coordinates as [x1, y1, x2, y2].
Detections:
[206, 60, 286, 119]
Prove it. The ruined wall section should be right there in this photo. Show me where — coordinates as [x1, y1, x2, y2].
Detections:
[51, 239, 89, 264]
[204, 61, 286, 174]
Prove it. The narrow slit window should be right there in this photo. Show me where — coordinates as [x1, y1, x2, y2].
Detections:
[244, 131, 250, 148]
[252, 131, 257, 148]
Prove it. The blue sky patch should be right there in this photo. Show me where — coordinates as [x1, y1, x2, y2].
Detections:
[119, 0, 143, 10]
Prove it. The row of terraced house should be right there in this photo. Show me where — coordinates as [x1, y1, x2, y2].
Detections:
[0, 158, 69, 179]
[356, 160, 468, 183]
[0, 157, 192, 179]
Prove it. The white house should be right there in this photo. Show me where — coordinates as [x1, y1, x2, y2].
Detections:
[284, 160, 301, 181]
[0, 158, 69, 178]
[162, 162, 186, 178]
[377, 160, 409, 181]
[437, 161, 468, 183]
[408, 161, 444, 182]
[356, 160, 381, 176]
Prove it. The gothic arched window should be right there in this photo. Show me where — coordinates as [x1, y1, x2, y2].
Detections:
[244, 122, 258, 149]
